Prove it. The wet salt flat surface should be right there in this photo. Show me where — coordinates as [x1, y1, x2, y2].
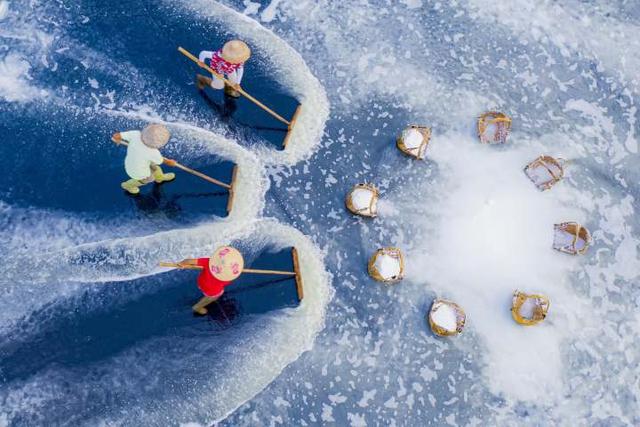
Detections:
[1, 0, 639, 425]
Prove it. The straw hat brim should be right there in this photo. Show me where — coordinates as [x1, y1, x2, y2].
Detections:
[221, 40, 251, 64]
[141, 124, 170, 149]
[209, 246, 245, 281]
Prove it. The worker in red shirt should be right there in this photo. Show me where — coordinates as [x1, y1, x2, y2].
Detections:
[177, 246, 244, 315]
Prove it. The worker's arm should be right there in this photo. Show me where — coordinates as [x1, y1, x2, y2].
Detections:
[114, 130, 138, 144]
[111, 132, 122, 143]
[197, 50, 214, 67]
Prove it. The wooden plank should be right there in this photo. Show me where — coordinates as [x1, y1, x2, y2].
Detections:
[282, 104, 302, 149]
[226, 164, 239, 214]
[292, 247, 304, 301]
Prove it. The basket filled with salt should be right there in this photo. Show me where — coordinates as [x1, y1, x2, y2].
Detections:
[345, 184, 379, 218]
[368, 247, 404, 283]
[396, 125, 431, 160]
[428, 299, 466, 337]
[511, 291, 549, 326]
[477, 111, 512, 144]
[553, 222, 591, 255]
[524, 155, 565, 191]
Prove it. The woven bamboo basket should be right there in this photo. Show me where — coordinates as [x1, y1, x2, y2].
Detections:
[477, 111, 512, 144]
[553, 222, 591, 255]
[396, 125, 432, 160]
[367, 247, 404, 283]
[428, 299, 466, 337]
[511, 291, 550, 326]
[345, 183, 379, 218]
[524, 155, 565, 191]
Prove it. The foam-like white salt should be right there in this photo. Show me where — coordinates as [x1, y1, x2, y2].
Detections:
[431, 303, 457, 332]
[403, 129, 423, 149]
[0, 53, 41, 102]
[374, 254, 401, 279]
[351, 188, 374, 211]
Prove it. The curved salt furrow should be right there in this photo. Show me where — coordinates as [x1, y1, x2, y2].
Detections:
[1, 0, 329, 163]
[0, 123, 267, 330]
[0, 1, 333, 424]
[103, 109, 269, 221]
[0, 219, 333, 426]
[170, 0, 330, 165]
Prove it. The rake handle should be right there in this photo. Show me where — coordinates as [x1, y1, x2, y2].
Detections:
[242, 268, 295, 276]
[159, 262, 203, 270]
[178, 47, 291, 127]
[113, 138, 231, 190]
[159, 262, 295, 276]
[171, 162, 231, 189]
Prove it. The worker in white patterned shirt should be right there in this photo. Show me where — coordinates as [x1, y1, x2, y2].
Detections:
[196, 40, 251, 98]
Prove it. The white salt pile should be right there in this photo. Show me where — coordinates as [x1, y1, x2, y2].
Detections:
[402, 128, 424, 149]
[518, 297, 537, 319]
[351, 188, 376, 211]
[431, 302, 458, 332]
[374, 253, 401, 279]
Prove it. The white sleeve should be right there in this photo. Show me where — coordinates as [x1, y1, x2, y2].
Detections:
[119, 130, 139, 142]
[198, 50, 214, 63]
[235, 65, 244, 84]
